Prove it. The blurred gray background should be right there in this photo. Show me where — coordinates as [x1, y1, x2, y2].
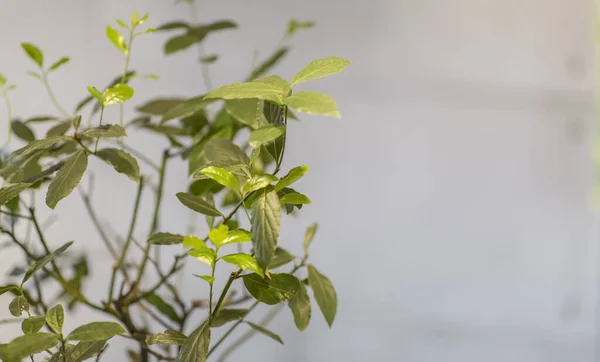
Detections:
[0, 0, 598, 361]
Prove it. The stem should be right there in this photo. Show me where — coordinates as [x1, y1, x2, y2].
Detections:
[189, 1, 212, 91]
[208, 263, 216, 319]
[1, 88, 13, 144]
[207, 301, 259, 357]
[78, 188, 119, 260]
[42, 73, 69, 117]
[94, 106, 104, 152]
[119, 29, 135, 126]
[211, 269, 240, 320]
[29, 208, 63, 281]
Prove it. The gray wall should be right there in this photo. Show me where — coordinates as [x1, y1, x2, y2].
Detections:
[0, 0, 597, 361]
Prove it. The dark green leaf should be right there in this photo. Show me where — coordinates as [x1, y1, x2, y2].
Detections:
[189, 179, 223, 196]
[164, 34, 199, 55]
[249, 48, 289, 80]
[95, 148, 140, 182]
[211, 308, 249, 327]
[243, 273, 299, 305]
[307, 264, 337, 327]
[303, 223, 318, 255]
[224, 99, 261, 129]
[268, 247, 296, 269]
[67, 340, 107, 362]
[176, 192, 223, 217]
[180, 110, 209, 135]
[0, 183, 31, 206]
[249, 125, 285, 148]
[103, 84, 134, 105]
[222, 253, 263, 277]
[290, 57, 350, 86]
[1, 333, 58, 360]
[67, 321, 125, 341]
[21, 316, 46, 334]
[157, 21, 190, 31]
[199, 54, 219, 64]
[46, 150, 88, 209]
[137, 98, 184, 115]
[48, 57, 70, 72]
[46, 121, 71, 137]
[9, 296, 29, 317]
[46, 304, 64, 333]
[25, 116, 57, 124]
[81, 124, 127, 138]
[148, 232, 184, 245]
[251, 187, 281, 269]
[275, 165, 309, 192]
[0, 285, 19, 296]
[12, 135, 71, 158]
[11, 120, 35, 142]
[145, 293, 180, 323]
[22, 241, 73, 285]
[106, 25, 127, 54]
[288, 282, 311, 331]
[176, 321, 210, 362]
[21, 43, 44, 66]
[245, 322, 284, 344]
[146, 330, 187, 346]
[279, 192, 311, 205]
[161, 95, 215, 123]
[142, 124, 189, 137]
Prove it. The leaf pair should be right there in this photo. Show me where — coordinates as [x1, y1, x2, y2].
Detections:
[87, 84, 134, 107]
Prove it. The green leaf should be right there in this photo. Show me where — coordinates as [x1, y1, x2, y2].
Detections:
[157, 21, 190, 31]
[205, 76, 290, 104]
[21, 43, 44, 67]
[116, 19, 129, 29]
[176, 321, 210, 362]
[185, 237, 217, 266]
[0, 285, 19, 296]
[46, 150, 88, 209]
[221, 229, 252, 246]
[26, 71, 42, 79]
[224, 99, 261, 129]
[268, 247, 296, 269]
[287, 282, 311, 331]
[12, 135, 71, 158]
[95, 148, 140, 182]
[200, 166, 240, 192]
[67, 322, 125, 341]
[0, 183, 31, 206]
[81, 124, 127, 138]
[287, 19, 316, 36]
[211, 308, 249, 327]
[48, 57, 70, 72]
[86, 86, 105, 104]
[204, 138, 250, 165]
[103, 84, 134, 105]
[67, 340, 107, 362]
[46, 121, 71, 137]
[137, 98, 184, 115]
[11, 120, 35, 142]
[250, 48, 289, 80]
[222, 253, 263, 277]
[22, 241, 73, 285]
[245, 322, 284, 344]
[9, 296, 29, 317]
[25, 115, 58, 123]
[243, 174, 278, 194]
[290, 56, 350, 86]
[46, 304, 64, 333]
[199, 54, 219, 63]
[284, 91, 340, 118]
[275, 165, 309, 191]
[145, 293, 180, 323]
[249, 125, 285, 148]
[193, 274, 214, 284]
[1, 333, 58, 360]
[161, 95, 215, 123]
[183, 236, 208, 250]
[303, 223, 318, 255]
[148, 232, 184, 245]
[176, 192, 223, 217]
[22, 316, 46, 334]
[251, 188, 281, 269]
[307, 264, 337, 327]
[243, 273, 299, 305]
[146, 330, 187, 346]
[106, 25, 127, 54]
[208, 224, 229, 247]
[279, 192, 311, 205]
[164, 34, 199, 55]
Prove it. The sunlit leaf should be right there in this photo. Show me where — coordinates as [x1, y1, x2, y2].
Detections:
[103, 84, 134, 105]
[222, 253, 263, 277]
[205, 76, 289, 105]
[303, 223, 318, 255]
[279, 192, 311, 205]
[21, 43, 44, 67]
[275, 165, 309, 191]
[48, 57, 70, 72]
[106, 25, 128, 55]
[243, 174, 278, 194]
[200, 166, 240, 193]
[290, 56, 350, 86]
[249, 125, 285, 148]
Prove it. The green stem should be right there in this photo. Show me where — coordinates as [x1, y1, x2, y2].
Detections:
[207, 301, 259, 357]
[119, 29, 135, 126]
[94, 106, 104, 153]
[1, 89, 13, 144]
[29, 208, 64, 281]
[208, 262, 216, 319]
[189, 1, 212, 91]
[42, 73, 69, 117]
[211, 269, 240, 321]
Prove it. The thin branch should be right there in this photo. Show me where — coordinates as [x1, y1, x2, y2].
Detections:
[78, 187, 119, 261]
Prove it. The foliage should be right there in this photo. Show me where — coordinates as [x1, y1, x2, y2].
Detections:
[0, 3, 347, 361]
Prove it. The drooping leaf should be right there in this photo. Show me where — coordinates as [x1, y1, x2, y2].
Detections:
[136, 98, 184, 115]
[146, 330, 187, 346]
[205, 77, 289, 105]
[0, 183, 31, 206]
[21, 316, 46, 334]
[12, 136, 71, 158]
[21, 43, 44, 66]
[290, 56, 350, 86]
[103, 84, 134, 105]
[307, 264, 337, 327]
[243, 273, 299, 305]
[222, 253, 263, 277]
[211, 308, 249, 328]
[106, 25, 127, 54]
[46, 121, 72, 137]
[81, 124, 127, 138]
[11, 120, 35, 142]
[251, 188, 281, 269]
[148, 232, 184, 245]
[145, 293, 180, 323]
[46, 304, 64, 333]
[249, 125, 285, 148]
[268, 247, 296, 269]
[9, 296, 29, 317]
[303, 223, 318, 255]
[67, 322, 125, 341]
[279, 192, 311, 205]
[275, 165, 309, 191]
[224, 99, 261, 129]
[288, 282, 311, 331]
[245, 322, 284, 344]
[287, 19, 316, 36]
[284, 91, 340, 118]
[176, 321, 210, 362]
[1, 333, 58, 360]
[200, 166, 240, 192]
[22, 241, 73, 286]
[46, 150, 88, 209]
[48, 57, 70, 72]
[67, 340, 107, 362]
[176, 192, 223, 217]
[95, 148, 140, 182]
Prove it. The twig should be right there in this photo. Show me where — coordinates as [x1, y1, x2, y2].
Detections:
[78, 187, 119, 260]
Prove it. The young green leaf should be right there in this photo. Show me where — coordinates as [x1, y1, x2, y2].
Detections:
[288, 282, 311, 331]
[81, 124, 127, 138]
[148, 232, 184, 245]
[193, 274, 215, 284]
[220, 229, 252, 246]
[287, 19, 316, 36]
[1, 333, 58, 360]
[243, 273, 300, 305]
[67, 340, 107, 362]
[275, 165, 309, 191]
[307, 264, 337, 327]
[251, 188, 281, 269]
[211, 308, 249, 328]
[0, 183, 32, 206]
[204, 77, 289, 105]
[176, 321, 210, 362]
[145, 293, 180, 323]
[46, 121, 71, 137]
[224, 99, 261, 129]
[290, 56, 350, 86]
[176, 192, 223, 217]
[279, 192, 311, 205]
[200, 166, 240, 193]
[46, 150, 88, 209]
[208, 224, 229, 247]
[95, 148, 141, 182]
[21, 316, 46, 334]
[146, 330, 187, 346]
[106, 25, 128, 54]
[9, 296, 29, 317]
[21, 43, 44, 67]
[268, 247, 296, 269]
[22, 241, 73, 286]
[27, 71, 42, 80]
[243, 175, 278, 194]
[183, 236, 208, 250]
[284, 91, 340, 118]
[67, 322, 125, 341]
[303, 223, 318, 255]
[136, 98, 184, 115]
[11, 120, 35, 142]
[222, 253, 264, 277]
[116, 19, 129, 29]
[248, 125, 285, 148]
[199, 54, 219, 64]
[185, 237, 217, 266]
[102, 84, 134, 105]
[87, 86, 105, 104]
[245, 322, 284, 344]
[45, 304, 64, 333]
[48, 57, 70, 72]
